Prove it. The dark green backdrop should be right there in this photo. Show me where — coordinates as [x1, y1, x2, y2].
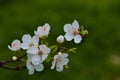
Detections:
[0, 0, 120, 80]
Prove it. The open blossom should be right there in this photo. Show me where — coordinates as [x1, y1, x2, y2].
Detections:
[26, 54, 44, 75]
[27, 45, 51, 62]
[51, 53, 69, 72]
[56, 35, 64, 44]
[20, 34, 39, 50]
[64, 20, 82, 43]
[8, 39, 21, 51]
[34, 23, 50, 38]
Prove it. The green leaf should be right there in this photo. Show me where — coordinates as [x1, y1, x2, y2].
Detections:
[79, 26, 88, 36]
[64, 65, 69, 69]
[67, 48, 77, 54]
[81, 30, 88, 35]
[45, 55, 52, 63]
[44, 41, 49, 46]
[50, 45, 58, 53]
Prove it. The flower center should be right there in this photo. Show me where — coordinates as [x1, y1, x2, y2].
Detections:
[29, 42, 34, 47]
[70, 27, 79, 35]
[43, 27, 46, 31]
[30, 61, 33, 65]
[38, 50, 43, 56]
[56, 57, 62, 63]
[72, 29, 79, 35]
[12, 43, 18, 47]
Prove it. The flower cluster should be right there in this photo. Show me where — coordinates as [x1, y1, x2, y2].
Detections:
[8, 20, 88, 75]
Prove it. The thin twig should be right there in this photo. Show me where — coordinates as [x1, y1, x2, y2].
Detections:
[0, 54, 27, 70]
[0, 65, 26, 70]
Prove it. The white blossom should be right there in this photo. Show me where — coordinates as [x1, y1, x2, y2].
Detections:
[27, 45, 51, 62]
[8, 39, 21, 51]
[64, 20, 82, 43]
[26, 54, 44, 75]
[34, 23, 50, 38]
[20, 34, 39, 50]
[51, 53, 69, 72]
[56, 35, 64, 44]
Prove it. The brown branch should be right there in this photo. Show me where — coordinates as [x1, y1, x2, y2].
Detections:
[0, 65, 26, 70]
[0, 54, 27, 70]
[57, 41, 69, 52]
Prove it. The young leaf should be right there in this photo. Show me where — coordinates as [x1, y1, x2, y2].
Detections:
[50, 45, 58, 53]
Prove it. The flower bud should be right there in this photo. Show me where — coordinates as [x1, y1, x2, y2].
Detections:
[12, 56, 17, 61]
[56, 35, 64, 44]
[58, 52, 62, 55]
[64, 64, 69, 69]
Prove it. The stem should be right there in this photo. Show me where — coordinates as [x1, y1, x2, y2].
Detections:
[0, 54, 27, 70]
[1, 65, 26, 70]
[57, 41, 69, 52]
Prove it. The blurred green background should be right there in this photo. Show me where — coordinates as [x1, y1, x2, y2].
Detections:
[0, 0, 120, 80]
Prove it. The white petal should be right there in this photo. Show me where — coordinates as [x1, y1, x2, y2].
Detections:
[8, 40, 21, 51]
[64, 24, 72, 32]
[28, 70, 34, 75]
[34, 30, 37, 36]
[32, 36, 39, 45]
[44, 23, 50, 33]
[51, 61, 56, 69]
[39, 45, 50, 54]
[72, 20, 79, 30]
[11, 39, 20, 44]
[54, 55, 59, 60]
[27, 54, 33, 60]
[74, 35, 82, 44]
[11, 40, 21, 49]
[34, 30, 41, 38]
[31, 55, 40, 65]
[27, 46, 38, 54]
[22, 34, 31, 43]
[8, 45, 12, 50]
[56, 64, 63, 72]
[20, 43, 29, 49]
[35, 24, 50, 38]
[35, 63, 44, 72]
[61, 53, 68, 58]
[64, 33, 74, 41]
[41, 54, 48, 62]
[26, 59, 34, 70]
[61, 58, 69, 65]
[37, 26, 42, 31]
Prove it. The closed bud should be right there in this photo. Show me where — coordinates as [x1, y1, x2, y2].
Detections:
[58, 52, 62, 55]
[12, 56, 17, 61]
[64, 65, 69, 69]
[56, 35, 64, 44]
